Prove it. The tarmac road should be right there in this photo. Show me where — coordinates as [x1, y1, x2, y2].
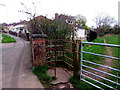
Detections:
[2, 35, 43, 88]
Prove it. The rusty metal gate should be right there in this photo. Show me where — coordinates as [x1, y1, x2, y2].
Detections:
[32, 39, 75, 76]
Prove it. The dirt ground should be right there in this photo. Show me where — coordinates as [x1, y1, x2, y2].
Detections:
[47, 67, 73, 88]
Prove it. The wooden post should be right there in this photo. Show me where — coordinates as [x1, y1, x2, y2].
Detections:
[62, 40, 64, 61]
[77, 40, 82, 80]
[73, 40, 81, 79]
[72, 41, 76, 77]
[54, 40, 57, 77]
[76, 40, 80, 62]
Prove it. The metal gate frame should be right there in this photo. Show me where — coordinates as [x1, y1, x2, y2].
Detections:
[80, 41, 120, 90]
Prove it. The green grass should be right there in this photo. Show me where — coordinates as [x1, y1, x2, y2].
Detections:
[2, 34, 16, 43]
[83, 38, 106, 67]
[84, 78, 114, 90]
[60, 38, 106, 69]
[69, 76, 95, 89]
[101, 35, 119, 71]
[83, 35, 120, 90]
[32, 65, 56, 88]
[45, 37, 119, 89]
[101, 35, 119, 77]
[84, 77, 120, 90]
[102, 35, 119, 58]
[101, 35, 120, 89]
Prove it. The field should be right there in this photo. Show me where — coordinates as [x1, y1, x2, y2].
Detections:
[102, 35, 119, 58]
[102, 35, 120, 89]
[83, 38, 106, 66]
[83, 34, 120, 89]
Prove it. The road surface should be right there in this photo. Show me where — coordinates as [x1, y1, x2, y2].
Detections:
[1, 35, 43, 88]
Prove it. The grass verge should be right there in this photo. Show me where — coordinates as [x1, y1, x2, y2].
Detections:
[32, 65, 56, 88]
[2, 34, 16, 43]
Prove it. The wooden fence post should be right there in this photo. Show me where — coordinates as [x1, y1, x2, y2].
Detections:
[54, 40, 57, 77]
[80, 40, 82, 80]
[73, 40, 81, 79]
[62, 40, 64, 61]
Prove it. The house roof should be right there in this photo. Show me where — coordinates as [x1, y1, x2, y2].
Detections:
[55, 13, 87, 30]
[75, 25, 85, 29]
[8, 20, 27, 26]
[55, 13, 75, 22]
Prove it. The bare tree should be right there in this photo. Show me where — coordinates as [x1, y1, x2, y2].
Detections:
[19, 2, 73, 40]
[94, 13, 116, 28]
[19, 2, 44, 34]
[93, 13, 116, 36]
[18, 2, 43, 61]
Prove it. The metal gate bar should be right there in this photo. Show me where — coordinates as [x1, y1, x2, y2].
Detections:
[80, 41, 120, 90]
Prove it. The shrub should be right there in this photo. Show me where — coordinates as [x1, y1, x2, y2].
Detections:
[32, 65, 56, 87]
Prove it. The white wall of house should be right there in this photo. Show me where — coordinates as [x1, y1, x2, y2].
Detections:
[75, 28, 85, 37]
[74, 28, 86, 40]
[14, 25, 25, 29]
[13, 24, 29, 33]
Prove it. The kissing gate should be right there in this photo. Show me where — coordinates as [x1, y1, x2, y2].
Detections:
[32, 34, 120, 90]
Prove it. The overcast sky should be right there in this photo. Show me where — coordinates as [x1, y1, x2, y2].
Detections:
[0, 0, 119, 27]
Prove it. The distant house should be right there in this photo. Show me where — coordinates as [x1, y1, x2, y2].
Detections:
[8, 20, 28, 33]
[9, 25, 14, 31]
[14, 24, 27, 33]
[54, 13, 87, 40]
[55, 13, 75, 24]
[74, 26, 87, 40]
[1, 23, 8, 31]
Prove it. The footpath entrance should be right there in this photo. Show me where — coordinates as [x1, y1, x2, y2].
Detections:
[31, 34, 120, 89]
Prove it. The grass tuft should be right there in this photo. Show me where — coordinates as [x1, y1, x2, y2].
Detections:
[69, 76, 94, 89]
[32, 65, 56, 87]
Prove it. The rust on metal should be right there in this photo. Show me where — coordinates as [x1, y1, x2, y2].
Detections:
[64, 56, 74, 61]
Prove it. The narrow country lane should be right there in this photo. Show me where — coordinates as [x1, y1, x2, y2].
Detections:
[2, 35, 43, 88]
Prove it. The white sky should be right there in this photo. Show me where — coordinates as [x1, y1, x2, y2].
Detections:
[0, 0, 119, 27]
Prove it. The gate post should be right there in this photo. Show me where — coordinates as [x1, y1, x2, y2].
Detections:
[79, 40, 82, 80]
[32, 34, 47, 66]
[73, 40, 81, 79]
